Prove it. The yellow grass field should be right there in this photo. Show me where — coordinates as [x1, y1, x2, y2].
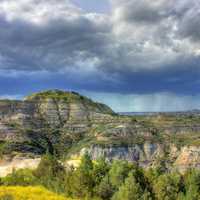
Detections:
[0, 186, 73, 200]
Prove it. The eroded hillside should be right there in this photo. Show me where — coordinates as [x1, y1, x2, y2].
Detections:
[1, 90, 200, 175]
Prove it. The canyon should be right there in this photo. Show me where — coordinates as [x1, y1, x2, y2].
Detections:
[0, 90, 200, 176]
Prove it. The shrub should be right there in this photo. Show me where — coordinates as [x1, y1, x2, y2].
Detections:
[33, 154, 66, 193]
[70, 154, 94, 198]
[111, 172, 143, 200]
[154, 173, 182, 200]
[1, 169, 38, 186]
[95, 175, 114, 200]
[34, 154, 65, 179]
[109, 160, 132, 189]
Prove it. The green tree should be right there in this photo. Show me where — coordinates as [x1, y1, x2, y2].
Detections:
[34, 154, 66, 193]
[154, 156, 168, 175]
[63, 166, 74, 197]
[80, 153, 93, 171]
[96, 175, 114, 200]
[154, 173, 182, 200]
[184, 170, 200, 200]
[142, 190, 153, 200]
[112, 172, 143, 200]
[93, 157, 110, 185]
[34, 154, 65, 179]
[109, 160, 132, 189]
[130, 165, 151, 192]
[70, 153, 94, 198]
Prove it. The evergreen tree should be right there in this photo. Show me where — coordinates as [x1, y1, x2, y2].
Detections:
[70, 153, 94, 198]
[63, 166, 74, 197]
[34, 154, 65, 179]
[154, 173, 182, 200]
[112, 172, 143, 200]
[109, 160, 132, 188]
[92, 157, 110, 185]
[96, 175, 114, 200]
[33, 154, 66, 193]
[79, 153, 93, 171]
[130, 165, 151, 192]
[184, 170, 200, 200]
[142, 190, 153, 200]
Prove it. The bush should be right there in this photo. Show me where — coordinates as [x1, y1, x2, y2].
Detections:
[34, 154, 65, 179]
[154, 173, 182, 200]
[1, 169, 38, 186]
[2, 155, 200, 200]
[108, 160, 132, 189]
[33, 154, 66, 193]
[95, 175, 114, 200]
[111, 172, 143, 200]
[70, 154, 94, 198]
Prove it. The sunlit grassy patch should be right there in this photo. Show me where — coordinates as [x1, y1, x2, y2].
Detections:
[0, 186, 73, 200]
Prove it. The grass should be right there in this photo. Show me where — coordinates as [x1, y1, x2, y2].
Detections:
[0, 186, 75, 200]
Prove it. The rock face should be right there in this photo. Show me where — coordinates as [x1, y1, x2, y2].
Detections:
[1, 89, 200, 175]
[174, 146, 200, 172]
[0, 90, 116, 157]
[0, 90, 114, 129]
[80, 143, 164, 166]
[76, 143, 200, 172]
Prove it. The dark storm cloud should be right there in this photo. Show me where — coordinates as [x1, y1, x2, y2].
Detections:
[0, 0, 199, 98]
[114, 0, 169, 24]
[0, 12, 111, 71]
[1, 55, 199, 97]
[178, 11, 200, 42]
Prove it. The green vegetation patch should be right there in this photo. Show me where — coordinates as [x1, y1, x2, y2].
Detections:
[1, 154, 200, 200]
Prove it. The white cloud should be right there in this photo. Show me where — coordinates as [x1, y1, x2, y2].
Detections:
[110, 0, 200, 71]
[0, 0, 81, 25]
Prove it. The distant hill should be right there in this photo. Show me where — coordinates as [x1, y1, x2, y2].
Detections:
[119, 109, 200, 116]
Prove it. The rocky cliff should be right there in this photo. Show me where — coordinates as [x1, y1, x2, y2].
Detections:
[1, 90, 200, 176]
[76, 143, 200, 173]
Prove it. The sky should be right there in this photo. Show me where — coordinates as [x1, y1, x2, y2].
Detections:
[0, 0, 200, 112]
